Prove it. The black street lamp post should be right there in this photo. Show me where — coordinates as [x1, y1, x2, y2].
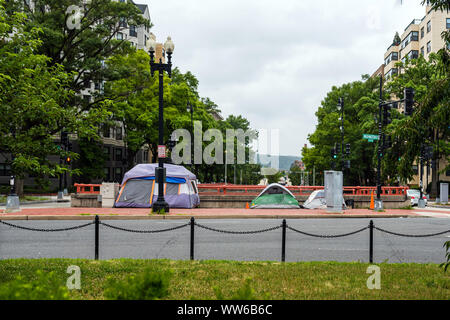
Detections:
[6, 129, 20, 213]
[148, 36, 174, 213]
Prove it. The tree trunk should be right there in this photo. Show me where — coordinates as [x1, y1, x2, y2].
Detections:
[16, 178, 24, 197]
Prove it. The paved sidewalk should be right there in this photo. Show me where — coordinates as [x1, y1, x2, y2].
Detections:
[1, 206, 449, 220]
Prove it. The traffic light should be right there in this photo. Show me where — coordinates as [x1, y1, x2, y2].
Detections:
[61, 131, 68, 146]
[345, 143, 351, 155]
[404, 87, 415, 116]
[331, 145, 337, 159]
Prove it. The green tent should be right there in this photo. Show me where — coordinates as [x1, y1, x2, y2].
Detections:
[251, 183, 300, 209]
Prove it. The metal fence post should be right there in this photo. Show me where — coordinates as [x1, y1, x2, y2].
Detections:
[190, 217, 195, 260]
[281, 219, 287, 262]
[95, 215, 99, 260]
[369, 220, 374, 263]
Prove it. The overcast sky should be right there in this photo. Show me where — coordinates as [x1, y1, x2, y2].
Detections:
[141, 0, 427, 156]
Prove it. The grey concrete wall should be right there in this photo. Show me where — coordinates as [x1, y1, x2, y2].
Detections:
[199, 195, 410, 209]
[71, 194, 102, 208]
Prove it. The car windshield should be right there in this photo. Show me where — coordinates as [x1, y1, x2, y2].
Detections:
[407, 190, 420, 195]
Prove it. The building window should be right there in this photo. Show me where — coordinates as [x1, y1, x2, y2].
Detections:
[83, 77, 91, 89]
[447, 18, 450, 29]
[104, 167, 110, 182]
[384, 68, 398, 80]
[117, 32, 124, 40]
[427, 20, 431, 33]
[384, 52, 399, 66]
[420, 46, 424, 56]
[427, 41, 431, 53]
[129, 25, 137, 37]
[102, 125, 110, 138]
[0, 163, 12, 176]
[403, 50, 419, 62]
[83, 95, 91, 104]
[143, 149, 149, 163]
[421, 27, 424, 38]
[104, 146, 111, 160]
[115, 148, 123, 162]
[412, 165, 419, 175]
[115, 127, 123, 140]
[119, 17, 127, 28]
[114, 167, 123, 182]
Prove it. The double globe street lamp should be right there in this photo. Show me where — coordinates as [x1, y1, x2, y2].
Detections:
[147, 35, 175, 213]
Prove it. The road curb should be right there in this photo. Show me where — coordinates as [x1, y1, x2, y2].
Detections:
[0, 214, 417, 221]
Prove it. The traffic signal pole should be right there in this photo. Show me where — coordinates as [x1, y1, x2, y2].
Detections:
[375, 76, 383, 211]
[340, 98, 345, 172]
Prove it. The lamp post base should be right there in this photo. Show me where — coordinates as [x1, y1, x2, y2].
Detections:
[57, 191, 65, 202]
[418, 198, 426, 208]
[5, 195, 20, 213]
[374, 199, 383, 212]
[152, 200, 170, 214]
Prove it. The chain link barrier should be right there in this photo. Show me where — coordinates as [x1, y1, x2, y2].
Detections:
[287, 225, 369, 238]
[0, 220, 94, 232]
[374, 226, 450, 238]
[194, 222, 282, 235]
[100, 221, 191, 234]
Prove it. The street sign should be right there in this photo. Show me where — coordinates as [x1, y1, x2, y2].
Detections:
[158, 145, 166, 158]
[363, 134, 379, 141]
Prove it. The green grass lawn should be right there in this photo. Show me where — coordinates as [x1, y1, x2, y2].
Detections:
[0, 259, 449, 300]
[0, 196, 51, 204]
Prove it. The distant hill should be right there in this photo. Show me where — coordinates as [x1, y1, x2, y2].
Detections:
[256, 154, 301, 172]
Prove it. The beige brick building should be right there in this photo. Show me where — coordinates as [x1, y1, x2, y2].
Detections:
[377, 5, 450, 191]
[383, 5, 450, 81]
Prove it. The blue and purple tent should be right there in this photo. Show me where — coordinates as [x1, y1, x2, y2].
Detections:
[114, 164, 200, 209]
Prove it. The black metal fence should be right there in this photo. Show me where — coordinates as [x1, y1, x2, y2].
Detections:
[1, 216, 449, 263]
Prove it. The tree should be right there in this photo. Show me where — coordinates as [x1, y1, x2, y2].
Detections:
[393, 32, 401, 46]
[288, 164, 302, 186]
[302, 75, 382, 186]
[2, 0, 150, 181]
[387, 53, 449, 194]
[0, 2, 105, 194]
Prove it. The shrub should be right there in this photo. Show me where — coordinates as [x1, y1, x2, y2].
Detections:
[214, 278, 258, 300]
[0, 270, 69, 300]
[104, 268, 171, 300]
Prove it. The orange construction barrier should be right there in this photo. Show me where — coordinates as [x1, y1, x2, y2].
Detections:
[246, 202, 250, 209]
[369, 191, 375, 210]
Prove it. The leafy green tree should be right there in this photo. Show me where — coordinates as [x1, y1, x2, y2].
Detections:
[288, 164, 302, 186]
[393, 32, 401, 46]
[0, 2, 93, 194]
[302, 75, 382, 186]
[1, 0, 150, 183]
[387, 53, 449, 193]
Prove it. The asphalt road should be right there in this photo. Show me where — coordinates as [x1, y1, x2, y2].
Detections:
[1, 218, 449, 263]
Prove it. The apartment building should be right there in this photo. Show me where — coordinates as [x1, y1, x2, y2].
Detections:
[383, 5, 450, 81]
[374, 4, 450, 190]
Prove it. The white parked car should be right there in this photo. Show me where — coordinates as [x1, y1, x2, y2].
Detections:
[407, 189, 428, 206]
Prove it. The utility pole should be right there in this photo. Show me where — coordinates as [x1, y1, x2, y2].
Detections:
[375, 76, 383, 211]
[339, 97, 345, 171]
